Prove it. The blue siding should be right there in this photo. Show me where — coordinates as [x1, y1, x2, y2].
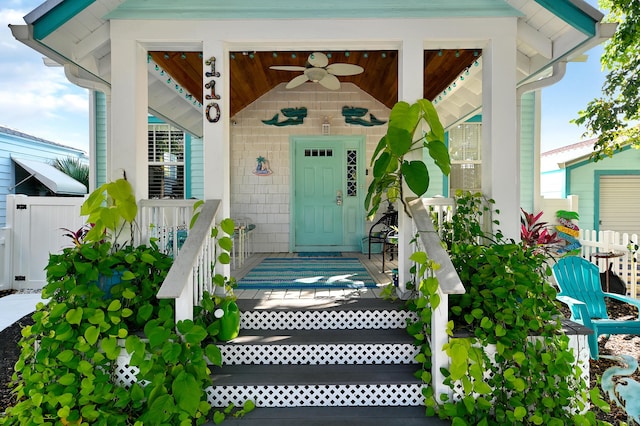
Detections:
[0, 127, 87, 226]
[93, 91, 108, 187]
[519, 92, 536, 213]
[189, 136, 204, 199]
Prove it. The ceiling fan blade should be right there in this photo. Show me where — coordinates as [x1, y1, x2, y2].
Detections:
[270, 65, 306, 71]
[326, 63, 364, 76]
[318, 74, 341, 90]
[307, 52, 329, 68]
[286, 74, 310, 89]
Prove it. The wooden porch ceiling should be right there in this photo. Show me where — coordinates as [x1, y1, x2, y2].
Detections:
[149, 49, 481, 118]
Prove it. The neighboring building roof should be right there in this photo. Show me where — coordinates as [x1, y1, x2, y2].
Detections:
[0, 125, 87, 156]
[541, 138, 596, 172]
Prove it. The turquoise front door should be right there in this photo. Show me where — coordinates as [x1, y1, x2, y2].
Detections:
[291, 136, 365, 252]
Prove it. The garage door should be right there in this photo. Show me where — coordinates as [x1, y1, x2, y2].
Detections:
[599, 175, 640, 236]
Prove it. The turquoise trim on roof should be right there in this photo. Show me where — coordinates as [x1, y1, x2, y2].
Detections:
[32, 0, 95, 40]
[535, 0, 597, 37]
[565, 143, 633, 171]
[106, 0, 523, 20]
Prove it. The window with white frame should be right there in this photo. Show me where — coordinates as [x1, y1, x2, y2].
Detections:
[448, 123, 482, 194]
[148, 124, 185, 198]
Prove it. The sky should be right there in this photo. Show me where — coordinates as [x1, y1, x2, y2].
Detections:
[0, 0, 608, 154]
[0, 0, 89, 152]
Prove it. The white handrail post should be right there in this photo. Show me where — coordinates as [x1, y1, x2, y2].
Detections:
[407, 197, 465, 402]
[175, 276, 194, 323]
[155, 199, 221, 324]
[431, 286, 450, 398]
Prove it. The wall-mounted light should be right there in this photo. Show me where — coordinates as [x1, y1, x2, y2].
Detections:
[322, 116, 331, 135]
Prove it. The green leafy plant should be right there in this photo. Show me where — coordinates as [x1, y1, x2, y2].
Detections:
[437, 190, 500, 247]
[80, 178, 138, 249]
[405, 192, 610, 425]
[52, 157, 89, 189]
[572, 0, 640, 161]
[365, 99, 450, 219]
[1, 182, 245, 425]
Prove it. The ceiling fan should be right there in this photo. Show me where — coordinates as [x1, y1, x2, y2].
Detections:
[270, 52, 364, 90]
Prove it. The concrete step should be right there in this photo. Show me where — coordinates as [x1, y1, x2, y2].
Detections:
[204, 406, 451, 425]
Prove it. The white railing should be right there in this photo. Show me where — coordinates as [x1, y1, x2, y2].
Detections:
[578, 229, 640, 298]
[155, 200, 221, 323]
[137, 199, 200, 254]
[406, 197, 465, 400]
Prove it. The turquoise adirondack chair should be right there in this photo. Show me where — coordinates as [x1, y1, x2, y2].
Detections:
[552, 256, 640, 359]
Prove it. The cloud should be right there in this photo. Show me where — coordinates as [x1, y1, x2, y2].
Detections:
[0, 2, 89, 151]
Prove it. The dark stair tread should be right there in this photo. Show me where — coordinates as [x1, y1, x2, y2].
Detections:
[236, 297, 408, 312]
[211, 363, 421, 386]
[224, 327, 413, 345]
[204, 407, 451, 425]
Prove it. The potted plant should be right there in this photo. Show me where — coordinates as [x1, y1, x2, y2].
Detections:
[0, 178, 248, 425]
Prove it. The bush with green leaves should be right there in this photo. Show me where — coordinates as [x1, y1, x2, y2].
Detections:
[405, 192, 610, 425]
[0, 191, 249, 424]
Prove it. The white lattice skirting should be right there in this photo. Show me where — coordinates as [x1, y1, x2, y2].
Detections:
[241, 309, 416, 330]
[220, 343, 418, 365]
[205, 384, 426, 407]
[115, 359, 424, 407]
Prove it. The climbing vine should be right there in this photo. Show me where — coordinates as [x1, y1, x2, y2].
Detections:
[406, 192, 610, 425]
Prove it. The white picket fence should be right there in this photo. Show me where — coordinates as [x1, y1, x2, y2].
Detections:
[578, 229, 640, 299]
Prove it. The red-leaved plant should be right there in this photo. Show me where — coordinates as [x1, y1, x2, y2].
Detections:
[520, 208, 561, 251]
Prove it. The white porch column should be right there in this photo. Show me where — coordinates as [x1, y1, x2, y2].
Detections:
[201, 41, 230, 219]
[202, 41, 231, 280]
[110, 26, 149, 200]
[482, 27, 519, 240]
[397, 38, 424, 297]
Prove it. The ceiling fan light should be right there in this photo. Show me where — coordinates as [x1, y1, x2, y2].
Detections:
[306, 68, 326, 82]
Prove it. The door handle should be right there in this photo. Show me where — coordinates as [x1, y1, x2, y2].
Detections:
[336, 190, 343, 206]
